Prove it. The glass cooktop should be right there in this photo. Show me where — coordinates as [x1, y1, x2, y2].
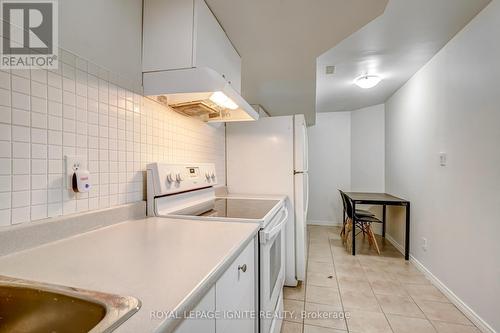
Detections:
[173, 198, 280, 220]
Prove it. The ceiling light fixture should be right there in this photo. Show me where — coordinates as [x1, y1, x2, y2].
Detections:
[354, 75, 382, 89]
[209, 91, 238, 110]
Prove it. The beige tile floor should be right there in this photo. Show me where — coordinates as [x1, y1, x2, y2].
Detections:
[281, 225, 480, 333]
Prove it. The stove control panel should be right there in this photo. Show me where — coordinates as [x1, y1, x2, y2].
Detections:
[147, 163, 218, 196]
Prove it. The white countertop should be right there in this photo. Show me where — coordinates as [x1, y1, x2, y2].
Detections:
[0, 217, 259, 333]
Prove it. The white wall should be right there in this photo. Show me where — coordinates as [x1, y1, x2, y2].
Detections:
[307, 105, 385, 225]
[351, 105, 385, 192]
[350, 104, 385, 233]
[308, 112, 351, 225]
[60, 0, 143, 91]
[385, 1, 500, 331]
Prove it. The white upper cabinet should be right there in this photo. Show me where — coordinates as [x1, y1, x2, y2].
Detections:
[143, 0, 242, 93]
[194, 0, 241, 93]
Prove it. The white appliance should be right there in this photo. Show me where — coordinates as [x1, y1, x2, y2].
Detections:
[142, 0, 258, 123]
[146, 162, 287, 333]
[226, 114, 309, 286]
[143, 68, 259, 123]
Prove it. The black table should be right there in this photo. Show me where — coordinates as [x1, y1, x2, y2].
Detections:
[343, 192, 411, 260]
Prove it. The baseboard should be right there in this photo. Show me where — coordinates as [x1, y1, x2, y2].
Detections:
[307, 219, 341, 226]
[385, 234, 496, 333]
[385, 233, 405, 255]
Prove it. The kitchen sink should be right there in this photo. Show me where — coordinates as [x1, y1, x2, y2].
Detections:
[0, 275, 141, 333]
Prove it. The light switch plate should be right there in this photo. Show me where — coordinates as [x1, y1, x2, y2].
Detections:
[439, 152, 447, 167]
[65, 155, 87, 190]
[421, 237, 428, 251]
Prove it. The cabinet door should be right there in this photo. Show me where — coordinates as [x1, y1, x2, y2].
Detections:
[143, 0, 195, 72]
[194, 0, 242, 92]
[216, 238, 256, 333]
[174, 286, 216, 333]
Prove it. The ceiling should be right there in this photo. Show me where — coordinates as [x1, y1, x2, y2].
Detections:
[316, 0, 491, 113]
[205, 0, 389, 125]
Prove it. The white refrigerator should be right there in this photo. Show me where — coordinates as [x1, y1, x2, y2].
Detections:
[226, 114, 309, 286]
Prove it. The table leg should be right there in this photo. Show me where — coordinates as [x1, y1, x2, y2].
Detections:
[405, 203, 411, 260]
[352, 201, 356, 256]
[382, 205, 386, 238]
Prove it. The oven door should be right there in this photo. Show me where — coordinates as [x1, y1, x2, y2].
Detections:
[260, 205, 288, 333]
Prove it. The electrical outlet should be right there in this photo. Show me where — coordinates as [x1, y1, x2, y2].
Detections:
[65, 155, 87, 190]
[421, 237, 428, 251]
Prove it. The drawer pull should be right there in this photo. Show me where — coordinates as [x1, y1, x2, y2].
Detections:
[238, 264, 247, 273]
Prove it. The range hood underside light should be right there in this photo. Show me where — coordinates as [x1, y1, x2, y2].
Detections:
[209, 91, 238, 110]
[154, 93, 255, 123]
[142, 67, 259, 122]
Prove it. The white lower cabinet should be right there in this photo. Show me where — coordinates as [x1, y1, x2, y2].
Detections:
[173, 237, 257, 333]
[174, 286, 216, 333]
[216, 238, 256, 333]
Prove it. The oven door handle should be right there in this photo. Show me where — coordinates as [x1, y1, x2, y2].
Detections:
[260, 208, 288, 244]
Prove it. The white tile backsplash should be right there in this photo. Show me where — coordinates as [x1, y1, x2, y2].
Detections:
[0, 175, 11, 192]
[13, 159, 30, 175]
[31, 112, 48, 129]
[0, 88, 11, 106]
[0, 192, 10, 209]
[12, 92, 30, 110]
[0, 50, 226, 226]
[12, 142, 30, 158]
[11, 76, 30, 94]
[0, 105, 11, 123]
[12, 125, 30, 142]
[12, 108, 30, 126]
[0, 124, 11, 141]
[12, 191, 30, 208]
[0, 159, 10, 174]
[0, 72, 10, 90]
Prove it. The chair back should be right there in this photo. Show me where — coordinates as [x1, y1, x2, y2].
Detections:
[339, 190, 353, 219]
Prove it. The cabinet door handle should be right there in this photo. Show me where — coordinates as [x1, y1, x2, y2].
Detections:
[238, 264, 247, 273]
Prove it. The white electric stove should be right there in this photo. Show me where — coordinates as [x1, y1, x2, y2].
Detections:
[146, 162, 287, 333]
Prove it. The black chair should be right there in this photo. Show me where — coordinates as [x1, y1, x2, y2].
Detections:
[339, 189, 372, 240]
[339, 190, 374, 222]
[339, 190, 374, 217]
[339, 190, 382, 254]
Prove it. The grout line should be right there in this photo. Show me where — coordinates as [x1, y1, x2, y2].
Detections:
[327, 226, 350, 332]
[9, 70, 13, 225]
[332, 227, 395, 332]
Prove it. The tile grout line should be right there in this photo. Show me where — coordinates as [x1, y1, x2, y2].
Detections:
[328, 227, 350, 332]
[303, 227, 481, 333]
[333, 227, 396, 333]
[9, 70, 12, 225]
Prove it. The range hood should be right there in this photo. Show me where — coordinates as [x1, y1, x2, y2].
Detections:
[143, 67, 259, 123]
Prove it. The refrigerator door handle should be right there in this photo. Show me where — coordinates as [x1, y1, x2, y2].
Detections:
[304, 172, 309, 219]
[302, 124, 309, 172]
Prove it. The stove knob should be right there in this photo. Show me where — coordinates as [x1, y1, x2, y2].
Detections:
[210, 172, 216, 180]
[166, 173, 174, 183]
[205, 172, 211, 182]
[175, 173, 183, 182]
